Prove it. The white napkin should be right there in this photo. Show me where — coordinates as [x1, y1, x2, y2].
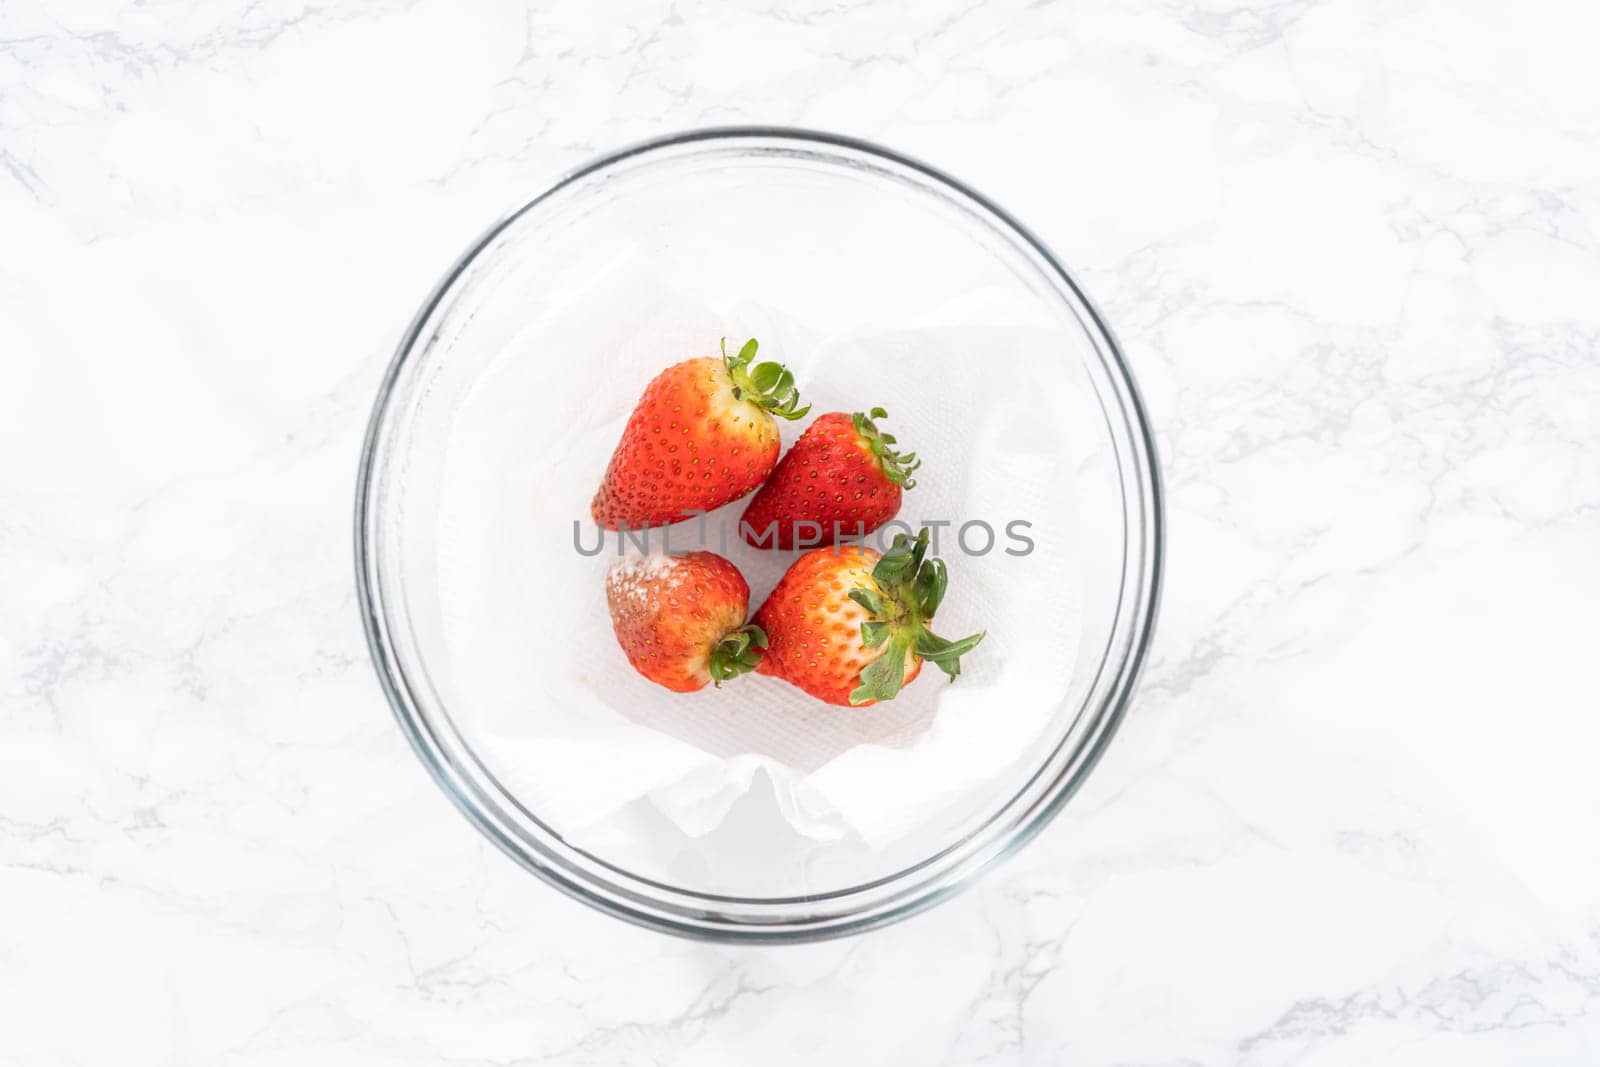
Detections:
[434, 253, 1083, 853]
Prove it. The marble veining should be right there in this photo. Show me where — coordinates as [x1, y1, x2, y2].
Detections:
[3, 0, 1599, 1062]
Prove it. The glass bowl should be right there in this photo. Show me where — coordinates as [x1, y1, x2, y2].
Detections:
[356, 128, 1163, 941]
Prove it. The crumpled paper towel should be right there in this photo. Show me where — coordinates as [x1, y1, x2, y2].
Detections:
[434, 252, 1082, 852]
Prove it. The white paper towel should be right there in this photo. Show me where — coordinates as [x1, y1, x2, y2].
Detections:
[434, 252, 1083, 852]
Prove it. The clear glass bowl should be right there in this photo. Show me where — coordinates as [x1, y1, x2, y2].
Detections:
[356, 128, 1163, 941]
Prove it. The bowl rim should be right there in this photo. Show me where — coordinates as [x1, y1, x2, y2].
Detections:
[355, 125, 1165, 942]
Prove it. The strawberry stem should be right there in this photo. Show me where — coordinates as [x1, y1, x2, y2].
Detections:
[846, 529, 984, 705]
[721, 337, 810, 421]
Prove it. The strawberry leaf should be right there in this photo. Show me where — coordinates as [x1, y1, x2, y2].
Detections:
[751, 361, 783, 392]
[915, 629, 986, 680]
[850, 634, 909, 705]
[860, 620, 890, 649]
[913, 557, 947, 618]
[848, 587, 888, 617]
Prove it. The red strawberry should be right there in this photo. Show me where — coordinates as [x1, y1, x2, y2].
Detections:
[740, 408, 917, 549]
[605, 551, 766, 693]
[752, 529, 984, 707]
[592, 339, 808, 530]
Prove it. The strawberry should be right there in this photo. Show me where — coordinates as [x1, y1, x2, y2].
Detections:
[591, 338, 809, 530]
[740, 408, 918, 549]
[752, 529, 984, 707]
[605, 551, 766, 693]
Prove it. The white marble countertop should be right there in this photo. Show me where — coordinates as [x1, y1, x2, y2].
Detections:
[5, 0, 1599, 1063]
